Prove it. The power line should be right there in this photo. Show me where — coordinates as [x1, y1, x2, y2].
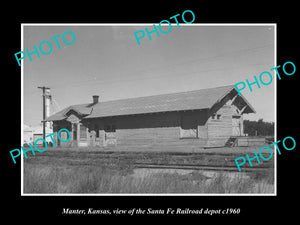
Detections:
[55, 61, 272, 89]
[48, 43, 274, 89]
[50, 98, 62, 114]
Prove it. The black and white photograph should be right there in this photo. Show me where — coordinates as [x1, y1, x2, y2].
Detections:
[4, 5, 298, 220]
[21, 24, 275, 195]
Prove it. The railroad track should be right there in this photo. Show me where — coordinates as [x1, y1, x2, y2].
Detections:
[133, 163, 273, 172]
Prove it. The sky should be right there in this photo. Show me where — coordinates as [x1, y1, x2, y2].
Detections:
[23, 24, 275, 126]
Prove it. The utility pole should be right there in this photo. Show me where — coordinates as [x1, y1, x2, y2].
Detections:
[38, 86, 50, 147]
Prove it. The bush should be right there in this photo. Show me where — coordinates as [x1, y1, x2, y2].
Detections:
[244, 119, 274, 136]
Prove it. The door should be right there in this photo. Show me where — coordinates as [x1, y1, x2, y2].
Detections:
[89, 130, 96, 147]
[232, 116, 241, 136]
[59, 129, 71, 147]
[180, 114, 198, 139]
[104, 125, 116, 146]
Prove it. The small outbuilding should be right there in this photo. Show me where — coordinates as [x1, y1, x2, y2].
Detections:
[23, 124, 53, 145]
[46, 85, 255, 149]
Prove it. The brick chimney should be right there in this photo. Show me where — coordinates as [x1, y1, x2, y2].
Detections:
[92, 95, 99, 104]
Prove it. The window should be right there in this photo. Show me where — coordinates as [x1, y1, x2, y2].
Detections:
[212, 113, 222, 120]
[104, 124, 116, 132]
[80, 124, 87, 139]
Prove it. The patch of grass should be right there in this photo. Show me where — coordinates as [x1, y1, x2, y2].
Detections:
[23, 163, 274, 194]
[247, 168, 274, 184]
[23, 148, 274, 194]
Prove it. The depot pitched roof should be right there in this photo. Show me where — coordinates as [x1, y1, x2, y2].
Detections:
[46, 85, 255, 121]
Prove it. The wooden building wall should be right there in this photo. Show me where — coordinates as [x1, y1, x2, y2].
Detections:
[112, 111, 208, 148]
[85, 110, 209, 148]
[53, 110, 211, 149]
[205, 96, 245, 147]
[52, 120, 72, 147]
[52, 96, 245, 149]
[206, 105, 233, 147]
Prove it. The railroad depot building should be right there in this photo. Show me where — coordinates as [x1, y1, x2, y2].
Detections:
[46, 85, 255, 149]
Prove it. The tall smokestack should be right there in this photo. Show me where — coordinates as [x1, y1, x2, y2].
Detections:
[45, 89, 51, 129]
[92, 95, 99, 104]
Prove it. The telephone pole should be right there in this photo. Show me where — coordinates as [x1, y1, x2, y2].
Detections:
[38, 86, 50, 146]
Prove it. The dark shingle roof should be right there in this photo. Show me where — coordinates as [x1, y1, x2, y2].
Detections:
[46, 104, 92, 121]
[46, 85, 255, 121]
